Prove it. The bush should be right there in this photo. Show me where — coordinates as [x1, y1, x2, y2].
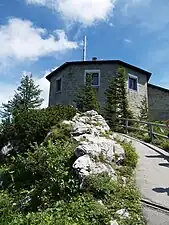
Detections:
[161, 140, 169, 151]
[83, 173, 118, 200]
[0, 193, 110, 225]
[121, 141, 138, 169]
[0, 107, 144, 225]
[0, 105, 76, 155]
[44, 122, 72, 144]
[1, 140, 80, 211]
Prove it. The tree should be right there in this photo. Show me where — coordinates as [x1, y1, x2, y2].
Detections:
[0, 74, 44, 119]
[74, 74, 100, 112]
[104, 66, 133, 129]
[138, 95, 149, 121]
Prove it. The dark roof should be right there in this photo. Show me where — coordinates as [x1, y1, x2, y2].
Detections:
[46, 60, 152, 81]
[148, 83, 169, 93]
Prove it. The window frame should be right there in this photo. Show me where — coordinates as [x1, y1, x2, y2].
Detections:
[56, 76, 62, 93]
[128, 74, 138, 92]
[84, 70, 100, 87]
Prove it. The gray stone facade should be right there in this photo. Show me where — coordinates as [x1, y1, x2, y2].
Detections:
[148, 84, 169, 121]
[48, 61, 149, 117]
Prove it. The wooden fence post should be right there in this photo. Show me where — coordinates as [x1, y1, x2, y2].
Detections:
[149, 124, 153, 143]
[125, 119, 129, 134]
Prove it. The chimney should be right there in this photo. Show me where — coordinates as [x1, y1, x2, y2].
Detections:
[92, 57, 97, 61]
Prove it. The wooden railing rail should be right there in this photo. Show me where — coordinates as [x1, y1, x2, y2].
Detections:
[118, 118, 169, 142]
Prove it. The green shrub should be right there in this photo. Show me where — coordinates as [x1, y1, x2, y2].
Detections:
[142, 134, 151, 143]
[83, 173, 118, 200]
[74, 74, 100, 113]
[0, 194, 110, 225]
[121, 141, 138, 169]
[161, 140, 169, 151]
[0, 105, 76, 155]
[44, 122, 72, 144]
[2, 140, 79, 211]
[0, 106, 144, 225]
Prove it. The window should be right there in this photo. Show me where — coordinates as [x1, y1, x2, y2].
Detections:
[84, 70, 100, 87]
[56, 77, 62, 92]
[128, 75, 137, 91]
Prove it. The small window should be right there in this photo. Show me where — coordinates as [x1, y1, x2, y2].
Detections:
[128, 76, 137, 91]
[85, 70, 100, 87]
[56, 77, 62, 92]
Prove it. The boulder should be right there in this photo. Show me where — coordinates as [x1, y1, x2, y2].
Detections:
[70, 110, 110, 137]
[73, 155, 116, 180]
[72, 121, 92, 135]
[74, 139, 116, 162]
[62, 110, 126, 184]
[116, 208, 130, 219]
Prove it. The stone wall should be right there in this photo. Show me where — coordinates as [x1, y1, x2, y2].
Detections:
[148, 84, 169, 121]
[49, 63, 148, 117]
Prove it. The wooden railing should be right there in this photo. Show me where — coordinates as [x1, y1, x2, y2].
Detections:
[118, 118, 169, 142]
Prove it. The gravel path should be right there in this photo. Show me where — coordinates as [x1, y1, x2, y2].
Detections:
[119, 134, 169, 224]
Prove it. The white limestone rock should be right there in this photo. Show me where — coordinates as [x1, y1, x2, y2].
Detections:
[110, 220, 119, 225]
[72, 121, 92, 135]
[114, 143, 125, 165]
[66, 110, 127, 184]
[1, 143, 13, 156]
[62, 120, 74, 126]
[75, 139, 116, 162]
[97, 200, 104, 206]
[122, 176, 127, 186]
[71, 110, 110, 137]
[116, 208, 130, 219]
[73, 155, 116, 180]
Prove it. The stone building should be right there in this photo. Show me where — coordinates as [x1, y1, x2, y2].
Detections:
[46, 59, 169, 121]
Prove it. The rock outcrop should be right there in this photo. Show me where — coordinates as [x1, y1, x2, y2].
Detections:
[63, 110, 125, 183]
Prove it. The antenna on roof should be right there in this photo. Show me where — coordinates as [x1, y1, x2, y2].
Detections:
[82, 35, 87, 61]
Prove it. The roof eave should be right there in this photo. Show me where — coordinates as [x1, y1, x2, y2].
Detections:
[45, 60, 152, 81]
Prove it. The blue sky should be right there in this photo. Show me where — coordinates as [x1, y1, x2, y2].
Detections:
[1, 0, 169, 106]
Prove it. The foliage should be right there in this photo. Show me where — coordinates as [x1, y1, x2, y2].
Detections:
[83, 173, 118, 200]
[0, 105, 76, 155]
[141, 134, 151, 143]
[161, 140, 169, 151]
[44, 123, 73, 143]
[0, 74, 43, 120]
[138, 95, 149, 121]
[121, 141, 138, 169]
[0, 193, 111, 225]
[75, 74, 100, 113]
[104, 66, 133, 130]
[0, 105, 144, 224]
[1, 140, 79, 211]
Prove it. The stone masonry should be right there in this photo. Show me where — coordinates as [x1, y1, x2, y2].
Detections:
[48, 61, 148, 117]
[148, 84, 169, 121]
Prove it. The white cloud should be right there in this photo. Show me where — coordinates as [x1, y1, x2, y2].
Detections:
[124, 38, 132, 43]
[0, 83, 17, 106]
[35, 67, 58, 108]
[26, 0, 117, 26]
[34, 75, 50, 108]
[0, 17, 78, 66]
